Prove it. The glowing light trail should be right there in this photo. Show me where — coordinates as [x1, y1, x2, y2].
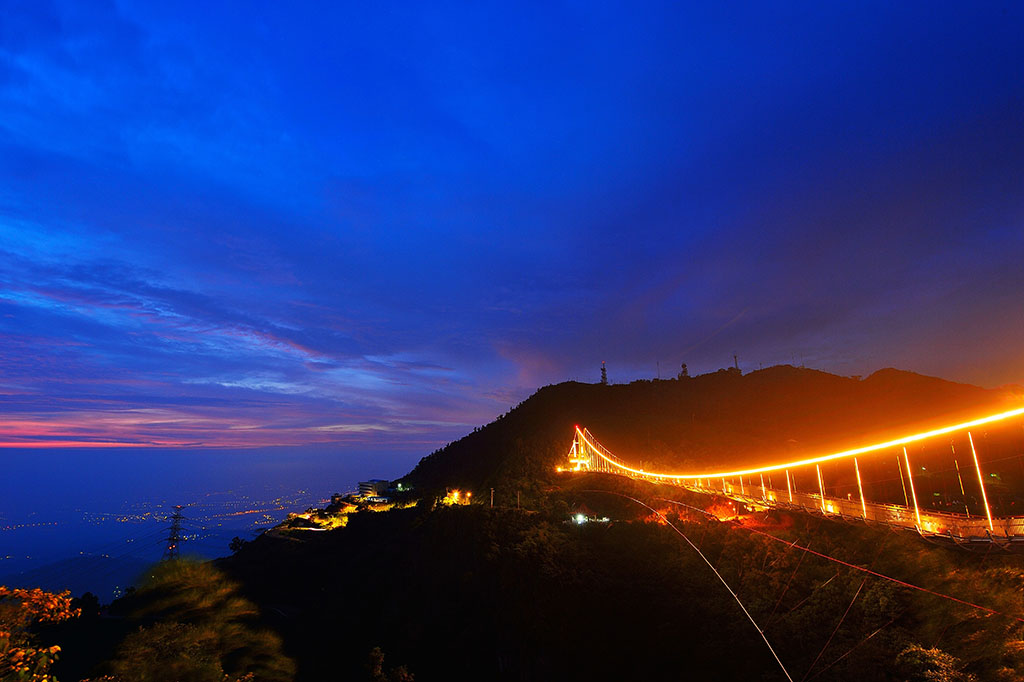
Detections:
[741, 523, 1024, 622]
[584, 490, 795, 682]
[575, 404, 1024, 480]
[903, 448, 921, 529]
[816, 465, 826, 513]
[658, 497, 1024, 624]
[803, 578, 867, 681]
[969, 432, 994, 531]
[854, 458, 866, 520]
[952, 447, 970, 518]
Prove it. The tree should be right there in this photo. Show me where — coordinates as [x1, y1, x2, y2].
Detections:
[678, 363, 689, 379]
[0, 586, 80, 682]
[366, 647, 414, 682]
[895, 644, 976, 682]
[109, 560, 295, 682]
[72, 592, 101, 618]
[108, 622, 225, 682]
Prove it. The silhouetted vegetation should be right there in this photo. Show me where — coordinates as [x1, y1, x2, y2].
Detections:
[210, 482, 1024, 681]
[20, 367, 1024, 680]
[41, 561, 294, 682]
[0, 586, 79, 681]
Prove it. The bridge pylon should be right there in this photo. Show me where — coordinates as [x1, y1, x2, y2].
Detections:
[567, 428, 592, 472]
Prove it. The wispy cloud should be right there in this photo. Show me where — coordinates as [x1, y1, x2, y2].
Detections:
[2, 1, 1024, 459]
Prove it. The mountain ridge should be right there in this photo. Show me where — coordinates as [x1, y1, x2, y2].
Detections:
[404, 365, 1021, 495]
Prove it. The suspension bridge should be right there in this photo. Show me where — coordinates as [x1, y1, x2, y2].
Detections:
[562, 405, 1024, 546]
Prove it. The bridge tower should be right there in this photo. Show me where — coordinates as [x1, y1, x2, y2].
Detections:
[568, 429, 593, 471]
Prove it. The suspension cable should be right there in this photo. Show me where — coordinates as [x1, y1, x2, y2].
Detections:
[804, 611, 906, 681]
[800, 578, 866, 682]
[658, 496, 1024, 623]
[580, 490, 794, 682]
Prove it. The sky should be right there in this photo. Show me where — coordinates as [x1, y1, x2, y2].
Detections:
[1, 1, 1023, 461]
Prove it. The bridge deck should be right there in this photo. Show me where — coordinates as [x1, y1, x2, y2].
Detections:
[569, 418, 1024, 544]
[588, 468, 1024, 543]
[681, 478, 1024, 543]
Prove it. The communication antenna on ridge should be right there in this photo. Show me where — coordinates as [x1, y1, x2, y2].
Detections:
[163, 506, 184, 561]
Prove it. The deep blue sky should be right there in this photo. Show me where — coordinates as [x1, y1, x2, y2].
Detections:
[2, 1, 1023, 457]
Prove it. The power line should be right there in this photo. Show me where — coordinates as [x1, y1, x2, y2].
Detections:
[581, 489, 795, 682]
[162, 506, 184, 561]
[800, 578, 867, 682]
[658, 496, 1024, 623]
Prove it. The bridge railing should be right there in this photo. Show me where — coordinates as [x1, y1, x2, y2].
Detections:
[567, 421, 1024, 542]
[681, 473, 1024, 540]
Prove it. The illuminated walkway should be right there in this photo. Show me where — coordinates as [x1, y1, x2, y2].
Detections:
[562, 406, 1024, 544]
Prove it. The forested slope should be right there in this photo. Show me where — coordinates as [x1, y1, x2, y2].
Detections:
[406, 365, 1019, 496]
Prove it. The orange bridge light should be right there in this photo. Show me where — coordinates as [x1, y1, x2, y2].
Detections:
[573, 405, 1024, 480]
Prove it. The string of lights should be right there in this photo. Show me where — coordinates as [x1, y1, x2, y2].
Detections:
[575, 404, 1024, 480]
[581, 489, 795, 682]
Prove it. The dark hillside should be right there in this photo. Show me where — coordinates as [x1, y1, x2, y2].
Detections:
[406, 366, 1020, 496]
[216, 488, 1024, 682]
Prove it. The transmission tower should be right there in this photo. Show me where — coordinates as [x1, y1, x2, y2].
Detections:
[163, 505, 184, 561]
